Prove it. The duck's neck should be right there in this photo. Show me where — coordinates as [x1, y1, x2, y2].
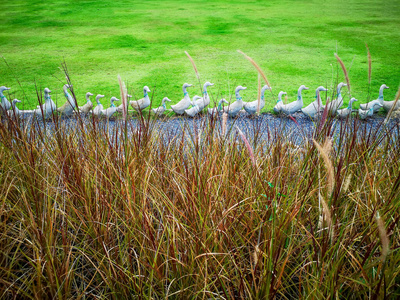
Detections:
[347, 100, 354, 109]
[63, 86, 70, 98]
[315, 91, 323, 105]
[162, 101, 167, 109]
[86, 95, 91, 103]
[143, 90, 149, 99]
[235, 91, 242, 100]
[110, 101, 116, 107]
[336, 85, 343, 98]
[378, 87, 385, 100]
[203, 85, 209, 95]
[0, 90, 6, 100]
[44, 93, 51, 102]
[217, 101, 223, 111]
[297, 90, 303, 101]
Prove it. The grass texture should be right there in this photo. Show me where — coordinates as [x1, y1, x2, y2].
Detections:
[0, 110, 400, 298]
[0, 0, 399, 110]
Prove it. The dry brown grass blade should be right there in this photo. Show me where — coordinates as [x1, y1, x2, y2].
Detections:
[237, 50, 270, 87]
[313, 139, 334, 196]
[334, 53, 351, 98]
[366, 44, 372, 84]
[118, 75, 127, 120]
[376, 211, 389, 262]
[384, 86, 400, 124]
[185, 51, 200, 84]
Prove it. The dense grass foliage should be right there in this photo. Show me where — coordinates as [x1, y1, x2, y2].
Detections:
[0, 112, 399, 298]
[0, 0, 399, 109]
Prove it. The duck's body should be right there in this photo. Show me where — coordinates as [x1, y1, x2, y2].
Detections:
[302, 86, 328, 118]
[152, 97, 171, 115]
[336, 97, 358, 119]
[92, 94, 105, 116]
[130, 86, 151, 111]
[7, 99, 21, 116]
[171, 83, 193, 115]
[327, 82, 347, 116]
[185, 96, 202, 117]
[243, 85, 271, 115]
[273, 91, 287, 114]
[359, 103, 383, 119]
[0, 86, 11, 112]
[101, 97, 120, 119]
[33, 88, 56, 119]
[208, 98, 229, 117]
[383, 99, 400, 112]
[222, 86, 247, 117]
[57, 84, 75, 116]
[79, 92, 94, 113]
[193, 82, 214, 111]
[280, 85, 309, 115]
[359, 84, 389, 112]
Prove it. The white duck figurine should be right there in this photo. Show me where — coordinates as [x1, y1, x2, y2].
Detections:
[302, 86, 328, 118]
[92, 94, 105, 116]
[57, 84, 76, 116]
[327, 82, 347, 116]
[193, 82, 214, 111]
[243, 85, 271, 115]
[208, 98, 229, 117]
[79, 92, 94, 113]
[152, 97, 172, 116]
[130, 86, 151, 111]
[171, 83, 193, 115]
[32, 88, 57, 119]
[101, 97, 120, 119]
[336, 97, 358, 119]
[185, 96, 202, 117]
[7, 99, 22, 116]
[280, 85, 309, 115]
[0, 86, 11, 112]
[273, 91, 287, 113]
[359, 84, 389, 112]
[222, 86, 247, 117]
[359, 103, 383, 119]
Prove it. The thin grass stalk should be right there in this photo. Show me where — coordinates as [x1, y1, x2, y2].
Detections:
[366, 44, 372, 85]
[334, 53, 351, 99]
[257, 74, 261, 114]
[313, 138, 334, 196]
[384, 86, 400, 124]
[118, 75, 127, 121]
[236, 126, 255, 167]
[376, 211, 389, 262]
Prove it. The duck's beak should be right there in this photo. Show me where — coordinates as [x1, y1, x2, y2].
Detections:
[166, 98, 171, 102]
[304, 87, 309, 90]
[5, 87, 10, 90]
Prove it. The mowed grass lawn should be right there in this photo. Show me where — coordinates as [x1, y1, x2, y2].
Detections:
[0, 0, 399, 110]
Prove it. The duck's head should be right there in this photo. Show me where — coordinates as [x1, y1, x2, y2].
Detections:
[203, 82, 214, 89]
[298, 85, 309, 92]
[110, 97, 120, 103]
[162, 97, 171, 103]
[192, 95, 202, 102]
[278, 91, 287, 100]
[380, 84, 389, 90]
[64, 84, 72, 89]
[373, 103, 383, 108]
[219, 98, 229, 104]
[316, 86, 328, 93]
[350, 97, 358, 103]
[235, 86, 247, 93]
[12, 99, 21, 104]
[183, 83, 193, 90]
[0, 86, 10, 93]
[143, 86, 151, 94]
[86, 92, 93, 98]
[261, 85, 271, 94]
[95, 94, 105, 101]
[338, 82, 347, 89]
[44, 88, 51, 94]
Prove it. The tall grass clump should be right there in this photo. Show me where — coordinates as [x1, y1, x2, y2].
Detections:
[0, 109, 399, 299]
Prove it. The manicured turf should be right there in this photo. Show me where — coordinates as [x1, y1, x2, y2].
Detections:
[0, 0, 399, 110]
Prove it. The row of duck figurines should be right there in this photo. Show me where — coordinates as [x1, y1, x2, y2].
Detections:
[0, 82, 398, 120]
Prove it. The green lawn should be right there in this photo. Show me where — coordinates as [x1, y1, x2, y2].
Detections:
[0, 0, 399, 110]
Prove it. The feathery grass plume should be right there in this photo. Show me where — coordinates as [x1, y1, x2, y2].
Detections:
[366, 43, 372, 84]
[184, 51, 201, 88]
[236, 125, 256, 167]
[376, 211, 389, 261]
[334, 53, 351, 98]
[237, 50, 270, 87]
[222, 112, 228, 136]
[313, 139, 334, 196]
[384, 86, 400, 124]
[118, 75, 127, 120]
[343, 174, 352, 193]
[318, 193, 332, 230]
